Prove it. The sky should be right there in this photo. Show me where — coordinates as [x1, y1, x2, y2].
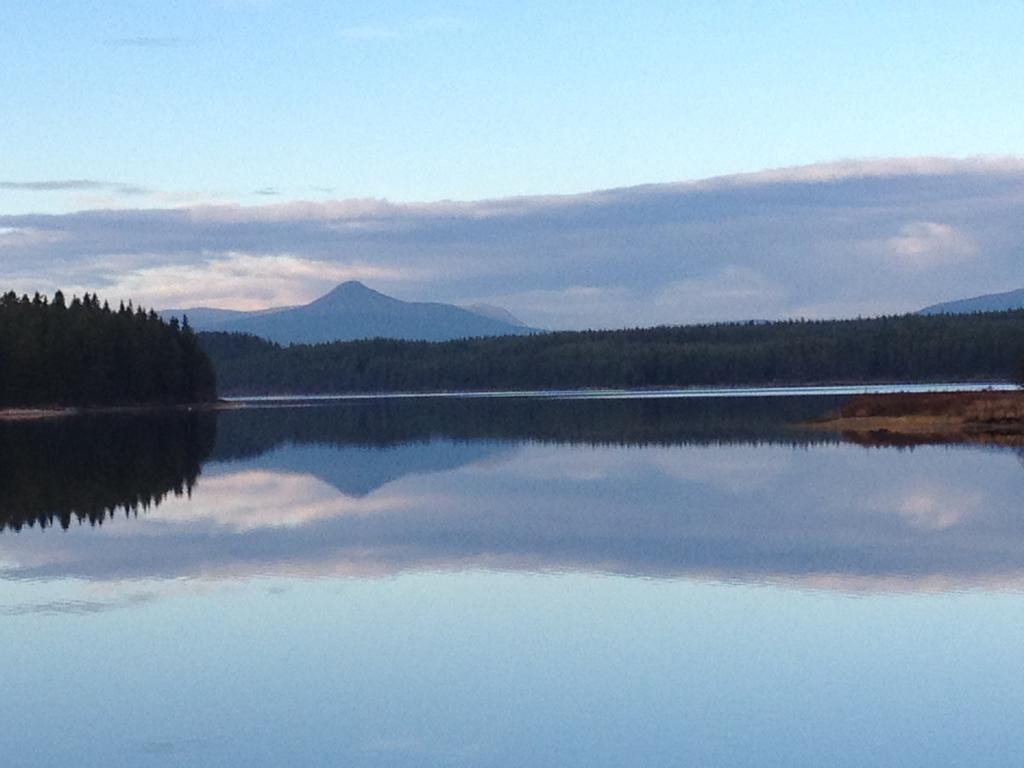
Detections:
[2, 1, 1023, 327]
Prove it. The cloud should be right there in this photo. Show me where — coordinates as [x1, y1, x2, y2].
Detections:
[254, 187, 280, 196]
[3, 156, 1023, 325]
[480, 286, 633, 330]
[482, 269, 787, 328]
[92, 253, 416, 310]
[880, 221, 978, 268]
[0, 179, 151, 195]
[699, 155, 1024, 188]
[651, 267, 788, 323]
[0, 226, 66, 250]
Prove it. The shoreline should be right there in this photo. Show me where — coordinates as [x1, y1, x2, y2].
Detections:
[222, 381, 1014, 403]
[0, 400, 238, 423]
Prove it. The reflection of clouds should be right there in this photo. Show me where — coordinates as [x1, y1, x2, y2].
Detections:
[497, 443, 795, 493]
[151, 470, 416, 532]
[869, 476, 986, 531]
[649, 444, 794, 492]
[489, 444, 625, 481]
[894, 488, 984, 531]
[1, 441, 1022, 592]
[0, 592, 156, 616]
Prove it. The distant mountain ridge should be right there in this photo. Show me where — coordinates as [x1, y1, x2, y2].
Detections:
[920, 288, 1024, 315]
[161, 281, 537, 345]
[463, 303, 525, 326]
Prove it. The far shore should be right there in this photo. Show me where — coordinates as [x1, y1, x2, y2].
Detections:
[5, 388, 1023, 434]
[0, 400, 239, 422]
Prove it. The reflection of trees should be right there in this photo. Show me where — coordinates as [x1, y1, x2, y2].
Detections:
[0, 396, 848, 535]
[0, 410, 216, 532]
[211, 395, 848, 461]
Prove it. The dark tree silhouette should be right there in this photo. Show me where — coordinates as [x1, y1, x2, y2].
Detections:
[0, 410, 216, 532]
[0, 291, 217, 407]
[199, 311, 1024, 395]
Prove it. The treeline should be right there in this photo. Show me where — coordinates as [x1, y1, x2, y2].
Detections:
[200, 311, 1024, 395]
[0, 291, 217, 407]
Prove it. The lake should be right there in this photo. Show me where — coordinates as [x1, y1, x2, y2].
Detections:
[2, 392, 1023, 767]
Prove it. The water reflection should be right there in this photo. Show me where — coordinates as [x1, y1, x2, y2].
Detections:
[211, 394, 847, 453]
[0, 410, 215, 532]
[2, 396, 1022, 590]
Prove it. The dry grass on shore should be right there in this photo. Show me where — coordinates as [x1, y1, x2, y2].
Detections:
[813, 390, 1024, 441]
[833, 390, 1024, 421]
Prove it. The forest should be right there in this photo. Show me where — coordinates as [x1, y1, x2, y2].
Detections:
[200, 311, 1024, 395]
[0, 291, 217, 407]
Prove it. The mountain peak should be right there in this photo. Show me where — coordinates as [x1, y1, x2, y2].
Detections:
[308, 280, 395, 310]
[166, 282, 540, 343]
[324, 280, 373, 296]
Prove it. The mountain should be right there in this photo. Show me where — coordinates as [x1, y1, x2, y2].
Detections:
[462, 303, 527, 327]
[161, 282, 539, 344]
[920, 289, 1024, 315]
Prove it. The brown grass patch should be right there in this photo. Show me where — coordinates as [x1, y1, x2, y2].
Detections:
[810, 390, 1024, 444]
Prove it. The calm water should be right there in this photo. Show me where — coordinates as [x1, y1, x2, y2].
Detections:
[2, 394, 1023, 767]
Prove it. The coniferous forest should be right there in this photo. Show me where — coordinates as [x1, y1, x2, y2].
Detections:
[0, 291, 217, 407]
[5, 288, 1024, 403]
[201, 311, 1024, 395]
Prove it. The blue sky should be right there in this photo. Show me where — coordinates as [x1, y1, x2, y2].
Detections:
[2, 1, 1023, 324]
[4, 0, 1022, 209]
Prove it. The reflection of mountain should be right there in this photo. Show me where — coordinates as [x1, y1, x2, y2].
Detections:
[209, 441, 513, 498]
[0, 411, 216, 532]
[10, 394, 1024, 592]
[204, 394, 848, 498]
[0, 394, 840, 535]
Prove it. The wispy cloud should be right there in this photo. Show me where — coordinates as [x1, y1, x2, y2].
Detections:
[0, 179, 152, 195]
[0, 592, 156, 615]
[254, 187, 280, 196]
